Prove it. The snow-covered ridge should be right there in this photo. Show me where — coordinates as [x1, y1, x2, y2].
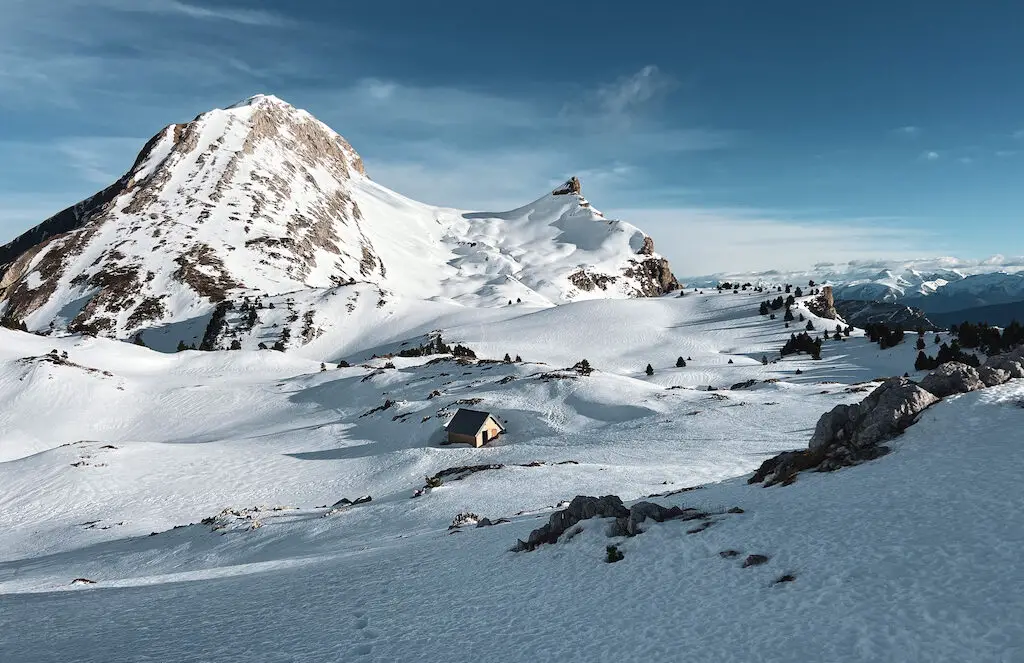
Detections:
[0, 96, 679, 342]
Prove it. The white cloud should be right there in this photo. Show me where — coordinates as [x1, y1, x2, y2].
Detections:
[596, 65, 673, 117]
[894, 125, 921, 137]
[958, 157, 974, 165]
[610, 207, 942, 275]
[921, 151, 940, 161]
[1012, 129, 1024, 140]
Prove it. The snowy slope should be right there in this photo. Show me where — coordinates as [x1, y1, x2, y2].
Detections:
[0, 97, 677, 342]
[0, 286, 1019, 661]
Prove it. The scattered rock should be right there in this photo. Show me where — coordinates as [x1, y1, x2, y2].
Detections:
[730, 379, 758, 391]
[719, 549, 742, 558]
[513, 495, 629, 551]
[773, 573, 796, 584]
[70, 578, 97, 586]
[742, 554, 769, 568]
[727, 507, 745, 514]
[918, 362, 985, 398]
[983, 348, 1024, 379]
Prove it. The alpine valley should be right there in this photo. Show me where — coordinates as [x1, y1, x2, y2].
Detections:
[1, 97, 1023, 663]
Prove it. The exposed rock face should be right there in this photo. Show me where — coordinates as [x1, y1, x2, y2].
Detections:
[552, 177, 582, 195]
[751, 377, 939, 486]
[807, 286, 839, 320]
[622, 257, 680, 297]
[637, 236, 655, 256]
[918, 362, 985, 398]
[568, 269, 616, 292]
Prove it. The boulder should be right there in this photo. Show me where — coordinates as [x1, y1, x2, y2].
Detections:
[919, 362, 985, 398]
[985, 349, 1024, 379]
[809, 377, 938, 451]
[978, 365, 1011, 388]
[752, 377, 938, 486]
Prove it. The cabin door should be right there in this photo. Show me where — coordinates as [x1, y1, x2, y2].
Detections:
[480, 430, 489, 444]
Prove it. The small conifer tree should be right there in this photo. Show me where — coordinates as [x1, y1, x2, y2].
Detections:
[645, 363, 654, 376]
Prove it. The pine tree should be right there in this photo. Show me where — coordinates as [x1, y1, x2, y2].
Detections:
[133, 333, 146, 347]
[795, 287, 803, 298]
[320, 362, 327, 372]
[645, 363, 654, 376]
[176, 340, 188, 352]
[515, 355, 522, 362]
[806, 320, 814, 331]
[503, 353, 512, 363]
[916, 337, 926, 351]
[784, 308, 795, 322]
[229, 340, 242, 350]
[761, 355, 768, 365]
[676, 357, 687, 367]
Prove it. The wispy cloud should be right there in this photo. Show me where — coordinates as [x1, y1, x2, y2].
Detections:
[894, 125, 922, 137]
[1012, 129, 1024, 140]
[90, 0, 292, 27]
[921, 150, 940, 161]
[595, 65, 674, 118]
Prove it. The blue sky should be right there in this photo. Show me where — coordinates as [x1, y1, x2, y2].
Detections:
[2, 0, 1023, 273]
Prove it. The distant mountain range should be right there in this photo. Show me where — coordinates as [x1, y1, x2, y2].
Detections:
[691, 260, 1024, 328]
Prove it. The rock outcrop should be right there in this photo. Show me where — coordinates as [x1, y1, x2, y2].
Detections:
[806, 286, 839, 320]
[918, 362, 985, 398]
[750, 377, 939, 486]
[513, 495, 706, 551]
[637, 236, 655, 256]
[622, 257, 680, 297]
[552, 177, 582, 196]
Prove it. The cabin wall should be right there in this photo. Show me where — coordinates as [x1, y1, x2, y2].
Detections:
[447, 432, 478, 446]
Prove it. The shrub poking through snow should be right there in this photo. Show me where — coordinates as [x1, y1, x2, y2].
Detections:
[606, 545, 624, 563]
[425, 475, 443, 489]
[742, 554, 769, 568]
[450, 512, 480, 529]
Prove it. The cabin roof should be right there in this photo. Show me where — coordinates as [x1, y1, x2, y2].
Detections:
[446, 408, 503, 436]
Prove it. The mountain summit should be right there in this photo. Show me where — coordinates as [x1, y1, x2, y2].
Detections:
[0, 96, 679, 343]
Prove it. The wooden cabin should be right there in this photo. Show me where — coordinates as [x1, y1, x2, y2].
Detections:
[444, 408, 505, 447]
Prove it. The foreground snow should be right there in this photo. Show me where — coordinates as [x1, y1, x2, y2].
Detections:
[1, 288, 1020, 662]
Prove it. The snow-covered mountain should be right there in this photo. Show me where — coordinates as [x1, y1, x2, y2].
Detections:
[0, 95, 677, 342]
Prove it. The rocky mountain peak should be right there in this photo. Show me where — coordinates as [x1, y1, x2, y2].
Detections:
[0, 97, 681, 347]
[552, 177, 582, 196]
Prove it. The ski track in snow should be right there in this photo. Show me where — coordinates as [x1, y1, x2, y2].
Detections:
[0, 288, 1021, 662]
